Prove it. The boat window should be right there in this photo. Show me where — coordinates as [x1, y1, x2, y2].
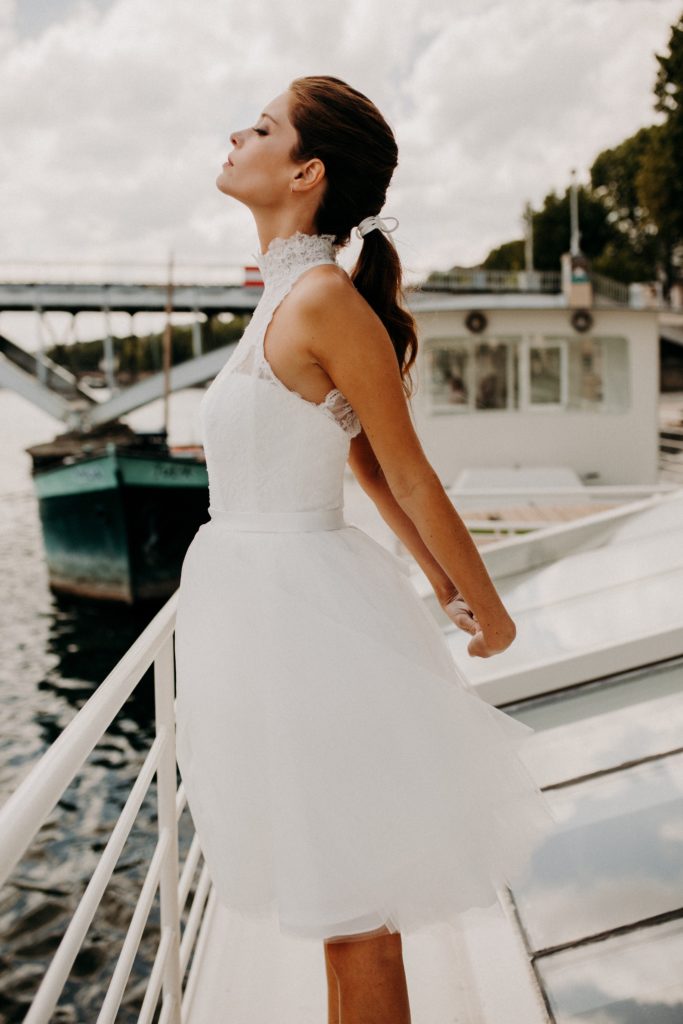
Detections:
[426, 336, 520, 412]
[424, 334, 630, 414]
[545, 333, 630, 413]
[527, 340, 567, 407]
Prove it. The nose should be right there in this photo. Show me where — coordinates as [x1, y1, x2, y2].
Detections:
[230, 130, 241, 147]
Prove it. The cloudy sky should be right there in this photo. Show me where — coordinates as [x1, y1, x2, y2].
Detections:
[0, 0, 680, 344]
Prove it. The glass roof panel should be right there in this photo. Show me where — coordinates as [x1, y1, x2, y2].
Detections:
[536, 917, 683, 1024]
[512, 751, 683, 952]
[505, 657, 683, 787]
[447, 497, 683, 689]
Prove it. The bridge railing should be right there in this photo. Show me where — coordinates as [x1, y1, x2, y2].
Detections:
[0, 260, 248, 288]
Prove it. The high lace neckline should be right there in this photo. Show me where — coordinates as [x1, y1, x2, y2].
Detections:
[252, 231, 338, 288]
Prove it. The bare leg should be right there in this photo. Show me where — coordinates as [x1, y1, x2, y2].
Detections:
[324, 943, 341, 1024]
[325, 927, 411, 1024]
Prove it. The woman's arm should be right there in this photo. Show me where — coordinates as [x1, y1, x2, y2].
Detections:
[348, 428, 469, 596]
[349, 450, 481, 640]
[349, 445, 455, 602]
[293, 267, 515, 658]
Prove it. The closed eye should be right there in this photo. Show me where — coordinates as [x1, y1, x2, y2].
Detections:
[252, 127, 268, 136]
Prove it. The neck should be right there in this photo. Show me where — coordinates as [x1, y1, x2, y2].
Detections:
[253, 210, 320, 256]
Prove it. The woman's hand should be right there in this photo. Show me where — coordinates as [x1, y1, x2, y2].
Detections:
[465, 622, 516, 659]
[438, 589, 516, 659]
[438, 590, 479, 636]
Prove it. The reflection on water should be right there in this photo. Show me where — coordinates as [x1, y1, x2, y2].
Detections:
[0, 392, 198, 1022]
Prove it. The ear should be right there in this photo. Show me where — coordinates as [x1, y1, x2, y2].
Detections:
[291, 157, 325, 193]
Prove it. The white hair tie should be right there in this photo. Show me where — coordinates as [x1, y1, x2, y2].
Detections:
[355, 214, 399, 239]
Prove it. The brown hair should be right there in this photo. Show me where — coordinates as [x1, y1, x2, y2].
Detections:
[287, 75, 418, 398]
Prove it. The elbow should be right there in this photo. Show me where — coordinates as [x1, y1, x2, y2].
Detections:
[391, 466, 442, 508]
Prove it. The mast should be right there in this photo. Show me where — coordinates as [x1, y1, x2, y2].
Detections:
[523, 201, 534, 272]
[162, 250, 174, 437]
[569, 168, 581, 257]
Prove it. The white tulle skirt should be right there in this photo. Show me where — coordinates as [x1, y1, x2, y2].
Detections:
[174, 509, 558, 942]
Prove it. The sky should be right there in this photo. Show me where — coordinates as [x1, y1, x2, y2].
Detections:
[0, 0, 681, 345]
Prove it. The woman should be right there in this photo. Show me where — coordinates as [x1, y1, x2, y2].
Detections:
[174, 75, 556, 1024]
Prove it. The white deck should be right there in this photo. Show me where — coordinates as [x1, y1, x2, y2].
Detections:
[181, 887, 549, 1023]
[180, 486, 683, 1023]
[3, 479, 682, 1020]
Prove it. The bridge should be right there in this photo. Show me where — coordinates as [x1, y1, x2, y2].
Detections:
[0, 260, 265, 431]
[0, 258, 669, 434]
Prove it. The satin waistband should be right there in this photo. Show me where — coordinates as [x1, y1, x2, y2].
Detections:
[207, 505, 347, 532]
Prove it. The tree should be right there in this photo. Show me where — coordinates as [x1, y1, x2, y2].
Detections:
[481, 239, 526, 271]
[477, 186, 617, 274]
[636, 11, 683, 291]
[463, 11, 683, 287]
[589, 127, 660, 282]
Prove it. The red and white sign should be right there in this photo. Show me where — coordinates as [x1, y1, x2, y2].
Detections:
[243, 265, 264, 287]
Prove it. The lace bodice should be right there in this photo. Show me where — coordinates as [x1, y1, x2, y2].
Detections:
[198, 231, 362, 515]
[213, 231, 361, 439]
[252, 230, 338, 289]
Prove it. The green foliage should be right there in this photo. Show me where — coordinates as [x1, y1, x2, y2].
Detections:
[590, 126, 656, 234]
[475, 9, 683, 289]
[532, 187, 616, 270]
[477, 187, 619, 275]
[653, 11, 683, 118]
[45, 316, 250, 376]
[642, 11, 683, 286]
[588, 127, 662, 282]
[482, 239, 526, 270]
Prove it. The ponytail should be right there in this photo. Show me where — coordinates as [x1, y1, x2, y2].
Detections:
[287, 74, 419, 399]
[350, 229, 418, 399]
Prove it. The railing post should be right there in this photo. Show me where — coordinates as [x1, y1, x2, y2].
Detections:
[154, 635, 183, 1022]
[191, 303, 203, 359]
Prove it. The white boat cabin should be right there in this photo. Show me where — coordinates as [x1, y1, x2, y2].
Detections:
[408, 291, 659, 487]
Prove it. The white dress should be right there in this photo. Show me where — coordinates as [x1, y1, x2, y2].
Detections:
[174, 230, 557, 942]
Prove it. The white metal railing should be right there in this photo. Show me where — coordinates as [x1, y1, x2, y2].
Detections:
[660, 428, 683, 484]
[589, 271, 632, 305]
[0, 590, 207, 1024]
[415, 267, 562, 294]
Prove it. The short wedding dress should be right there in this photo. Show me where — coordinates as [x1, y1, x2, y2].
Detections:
[174, 230, 557, 942]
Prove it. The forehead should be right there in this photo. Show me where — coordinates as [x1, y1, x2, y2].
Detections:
[261, 90, 291, 122]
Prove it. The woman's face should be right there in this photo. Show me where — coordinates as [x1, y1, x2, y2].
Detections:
[216, 89, 304, 207]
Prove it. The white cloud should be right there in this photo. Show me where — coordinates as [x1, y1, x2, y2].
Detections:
[0, 0, 680, 292]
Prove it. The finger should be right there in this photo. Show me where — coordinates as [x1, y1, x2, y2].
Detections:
[445, 608, 477, 634]
[456, 615, 478, 635]
[444, 598, 474, 620]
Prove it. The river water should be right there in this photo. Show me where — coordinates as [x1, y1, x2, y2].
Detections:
[0, 388, 205, 1024]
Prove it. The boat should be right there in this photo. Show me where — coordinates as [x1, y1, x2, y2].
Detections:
[0, 258, 254, 604]
[25, 423, 208, 604]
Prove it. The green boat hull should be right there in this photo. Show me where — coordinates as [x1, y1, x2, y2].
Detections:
[31, 448, 209, 604]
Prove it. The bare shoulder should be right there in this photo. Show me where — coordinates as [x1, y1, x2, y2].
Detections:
[293, 262, 363, 315]
[291, 262, 395, 366]
[290, 263, 437, 503]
